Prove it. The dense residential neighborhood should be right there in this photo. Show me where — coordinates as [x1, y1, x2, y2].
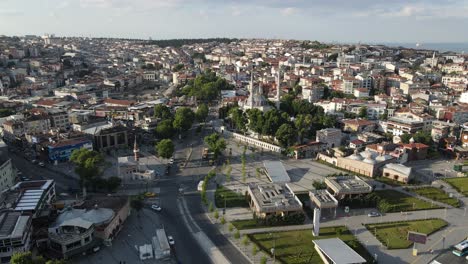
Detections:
[0, 35, 468, 264]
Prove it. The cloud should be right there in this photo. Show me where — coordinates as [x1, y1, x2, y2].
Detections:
[0, 9, 23, 16]
[280, 7, 297, 16]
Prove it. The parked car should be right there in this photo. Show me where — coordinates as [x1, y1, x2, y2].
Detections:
[31, 159, 38, 165]
[38, 162, 45, 167]
[368, 211, 381, 217]
[151, 205, 162, 212]
[167, 236, 175, 246]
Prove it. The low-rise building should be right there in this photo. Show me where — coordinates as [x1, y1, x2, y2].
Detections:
[316, 128, 342, 148]
[291, 141, 327, 159]
[324, 175, 372, 200]
[382, 163, 413, 183]
[47, 138, 93, 162]
[247, 183, 303, 218]
[0, 211, 32, 264]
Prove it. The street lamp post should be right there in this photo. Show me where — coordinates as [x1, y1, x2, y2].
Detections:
[269, 233, 276, 263]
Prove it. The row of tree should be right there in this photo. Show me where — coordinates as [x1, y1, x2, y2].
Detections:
[11, 251, 65, 264]
[179, 70, 235, 101]
[227, 98, 337, 148]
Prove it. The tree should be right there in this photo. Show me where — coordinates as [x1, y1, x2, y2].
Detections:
[380, 109, 388, 120]
[204, 133, 226, 160]
[252, 245, 258, 256]
[295, 114, 313, 143]
[157, 139, 175, 159]
[358, 106, 368, 119]
[275, 123, 295, 148]
[228, 107, 247, 132]
[172, 63, 184, 72]
[70, 148, 104, 196]
[46, 260, 66, 264]
[11, 252, 34, 264]
[173, 107, 195, 132]
[260, 256, 268, 264]
[155, 119, 174, 139]
[106, 176, 122, 192]
[262, 109, 286, 137]
[400, 133, 412, 144]
[130, 198, 144, 214]
[195, 103, 209, 122]
[154, 104, 172, 120]
[246, 108, 265, 135]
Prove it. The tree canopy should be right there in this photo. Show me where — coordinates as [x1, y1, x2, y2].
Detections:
[10, 252, 65, 264]
[70, 148, 104, 191]
[155, 119, 175, 139]
[195, 103, 209, 122]
[275, 124, 295, 148]
[180, 71, 234, 101]
[154, 104, 173, 120]
[157, 139, 175, 159]
[173, 107, 195, 132]
[204, 133, 227, 159]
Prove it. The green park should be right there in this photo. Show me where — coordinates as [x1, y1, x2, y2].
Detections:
[365, 219, 448, 249]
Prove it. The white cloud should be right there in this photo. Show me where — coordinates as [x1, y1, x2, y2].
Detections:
[280, 7, 297, 16]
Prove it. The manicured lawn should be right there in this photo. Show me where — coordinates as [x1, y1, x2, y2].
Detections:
[231, 217, 305, 230]
[365, 219, 448, 249]
[248, 226, 374, 264]
[375, 177, 406, 187]
[214, 186, 249, 208]
[374, 190, 441, 212]
[231, 219, 259, 230]
[444, 177, 468, 196]
[410, 187, 460, 207]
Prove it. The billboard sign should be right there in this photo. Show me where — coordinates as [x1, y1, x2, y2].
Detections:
[407, 231, 427, 244]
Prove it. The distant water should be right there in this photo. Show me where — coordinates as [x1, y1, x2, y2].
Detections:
[381, 42, 468, 53]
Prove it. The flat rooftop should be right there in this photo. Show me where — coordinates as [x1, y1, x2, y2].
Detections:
[0, 211, 30, 239]
[313, 238, 366, 264]
[248, 183, 302, 214]
[325, 176, 372, 195]
[263, 161, 290, 183]
[310, 190, 338, 209]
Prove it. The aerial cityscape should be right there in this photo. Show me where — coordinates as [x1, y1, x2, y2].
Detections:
[1, 1, 468, 264]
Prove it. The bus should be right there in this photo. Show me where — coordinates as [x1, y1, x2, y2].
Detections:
[452, 240, 468, 257]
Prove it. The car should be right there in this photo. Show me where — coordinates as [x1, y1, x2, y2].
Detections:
[151, 205, 162, 211]
[31, 159, 38, 164]
[38, 162, 45, 167]
[167, 236, 175, 246]
[368, 211, 381, 217]
[92, 246, 100, 253]
[434, 173, 443, 177]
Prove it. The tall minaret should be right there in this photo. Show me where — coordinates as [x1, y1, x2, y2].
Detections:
[276, 67, 281, 109]
[249, 70, 254, 107]
[431, 52, 436, 67]
[133, 136, 139, 162]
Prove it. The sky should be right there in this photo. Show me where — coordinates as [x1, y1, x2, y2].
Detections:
[1, 0, 468, 43]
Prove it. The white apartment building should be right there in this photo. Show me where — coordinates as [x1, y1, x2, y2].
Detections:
[341, 77, 359, 94]
[302, 86, 324, 103]
[355, 74, 373, 89]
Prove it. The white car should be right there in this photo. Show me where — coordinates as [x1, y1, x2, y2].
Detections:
[167, 236, 175, 246]
[151, 205, 162, 212]
[38, 162, 45, 167]
[367, 211, 381, 217]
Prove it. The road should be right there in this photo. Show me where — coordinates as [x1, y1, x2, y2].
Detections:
[10, 150, 80, 193]
[167, 118, 250, 264]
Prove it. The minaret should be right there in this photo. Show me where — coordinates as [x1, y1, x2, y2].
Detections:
[249, 71, 254, 107]
[133, 136, 139, 162]
[276, 67, 281, 109]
